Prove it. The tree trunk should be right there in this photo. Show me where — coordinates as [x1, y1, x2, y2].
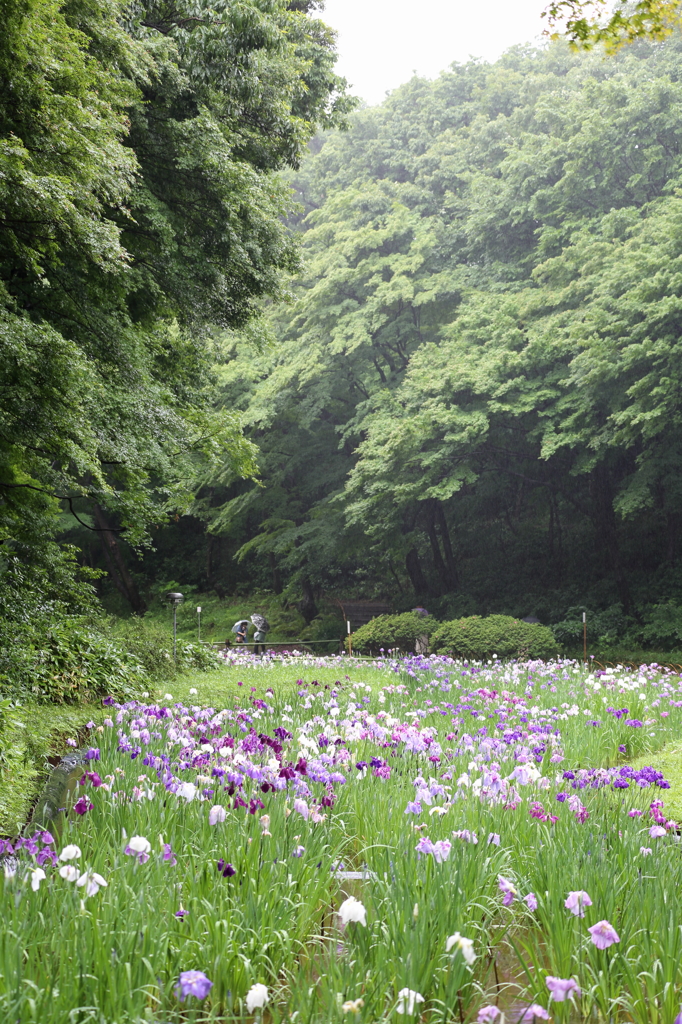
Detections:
[298, 576, 318, 624]
[424, 499, 457, 594]
[667, 511, 679, 567]
[269, 552, 283, 594]
[405, 547, 429, 598]
[591, 466, 632, 613]
[92, 504, 146, 614]
[206, 534, 214, 587]
[434, 501, 458, 589]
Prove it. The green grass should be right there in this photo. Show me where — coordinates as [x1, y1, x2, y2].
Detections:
[0, 705, 107, 836]
[134, 590, 345, 646]
[166, 660, 397, 706]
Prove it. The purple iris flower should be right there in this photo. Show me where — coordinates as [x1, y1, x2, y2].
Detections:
[84, 747, 100, 761]
[36, 848, 58, 867]
[73, 796, 93, 815]
[163, 843, 177, 865]
[175, 970, 213, 1001]
[217, 859, 236, 877]
[546, 976, 580, 1002]
[588, 920, 620, 949]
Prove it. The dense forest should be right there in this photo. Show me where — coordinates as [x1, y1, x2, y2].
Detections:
[7, 0, 682, 669]
[0, 0, 352, 685]
[133, 33, 682, 638]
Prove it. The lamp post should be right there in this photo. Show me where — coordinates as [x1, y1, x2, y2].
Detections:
[167, 592, 184, 663]
[197, 605, 202, 643]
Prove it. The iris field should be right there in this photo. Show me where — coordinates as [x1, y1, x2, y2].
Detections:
[3, 654, 682, 1023]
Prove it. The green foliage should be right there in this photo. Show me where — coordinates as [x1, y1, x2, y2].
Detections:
[193, 36, 682, 621]
[109, 616, 221, 678]
[430, 615, 559, 661]
[1, 0, 352, 644]
[0, 618, 147, 704]
[637, 602, 682, 649]
[0, 737, 37, 838]
[352, 612, 437, 654]
[0, 702, 105, 836]
[544, 0, 682, 52]
[551, 605, 634, 649]
[552, 602, 682, 653]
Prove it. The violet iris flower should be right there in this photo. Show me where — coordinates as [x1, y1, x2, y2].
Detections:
[518, 1007, 550, 1021]
[546, 976, 580, 1002]
[564, 891, 592, 917]
[175, 970, 213, 1001]
[498, 876, 517, 906]
[588, 920, 620, 949]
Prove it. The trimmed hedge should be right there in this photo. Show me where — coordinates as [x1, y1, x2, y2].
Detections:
[430, 615, 558, 660]
[352, 612, 436, 654]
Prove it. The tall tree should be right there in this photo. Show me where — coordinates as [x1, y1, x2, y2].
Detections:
[0, 0, 351, 611]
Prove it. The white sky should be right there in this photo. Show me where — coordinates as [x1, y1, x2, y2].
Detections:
[322, 0, 550, 106]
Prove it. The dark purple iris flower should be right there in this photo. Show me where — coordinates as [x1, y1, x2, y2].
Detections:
[36, 848, 58, 867]
[73, 796, 93, 815]
[217, 859, 236, 877]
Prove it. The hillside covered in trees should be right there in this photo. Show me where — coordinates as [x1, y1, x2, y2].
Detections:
[8, 3, 682, 659]
[132, 34, 682, 635]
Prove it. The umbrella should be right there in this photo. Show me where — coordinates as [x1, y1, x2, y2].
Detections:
[251, 614, 269, 632]
[231, 620, 250, 634]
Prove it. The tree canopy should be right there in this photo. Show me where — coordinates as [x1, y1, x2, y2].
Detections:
[185, 34, 682, 627]
[0, 0, 351, 613]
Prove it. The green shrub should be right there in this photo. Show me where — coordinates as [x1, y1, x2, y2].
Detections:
[550, 605, 635, 649]
[352, 612, 437, 654]
[175, 638, 223, 672]
[430, 614, 558, 661]
[109, 617, 221, 677]
[634, 602, 682, 651]
[0, 617, 148, 704]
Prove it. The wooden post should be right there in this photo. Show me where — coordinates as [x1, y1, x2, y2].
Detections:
[583, 611, 587, 663]
[347, 619, 352, 657]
